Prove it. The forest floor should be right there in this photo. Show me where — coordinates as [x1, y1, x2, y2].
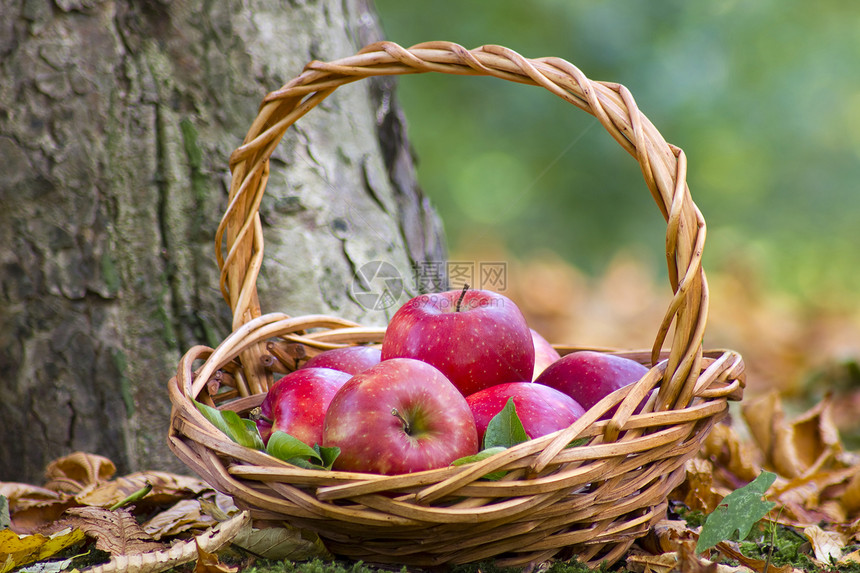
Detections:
[4, 250, 860, 572]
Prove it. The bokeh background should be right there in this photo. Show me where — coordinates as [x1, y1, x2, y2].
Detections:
[372, 0, 860, 429]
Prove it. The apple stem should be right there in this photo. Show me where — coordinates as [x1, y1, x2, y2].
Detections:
[455, 283, 470, 312]
[249, 407, 273, 425]
[391, 408, 412, 435]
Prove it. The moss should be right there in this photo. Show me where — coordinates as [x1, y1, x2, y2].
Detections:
[737, 523, 821, 571]
[100, 250, 121, 295]
[111, 349, 135, 417]
[242, 559, 404, 573]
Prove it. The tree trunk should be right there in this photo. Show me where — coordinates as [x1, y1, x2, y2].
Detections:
[0, 0, 444, 483]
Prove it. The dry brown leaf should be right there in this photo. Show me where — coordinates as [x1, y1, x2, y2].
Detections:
[194, 539, 238, 573]
[0, 482, 73, 534]
[142, 498, 216, 540]
[60, 506, 164, 555]
[625, 551, 677, 573]
[76, 471, 210, 510]
[839, 466, 860, 515]
[671, 458, 726, 513]
[79, 510, 250, 573]
[650, 519, 699, 553]
[840, 547, 860, 565]
[775, 398, 840, 478]
[742, 392, 844, 479]
[702, 422, 764, 485]
[804, 524, 846, 564]
[43, 452, 116, 494]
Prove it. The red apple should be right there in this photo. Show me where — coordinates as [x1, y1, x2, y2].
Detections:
[322, 358, 479, 475]
[299, 346, 381, 375]
[381, 288, 535, 396]
[531, 328, 561, 380]
[256, 367, 352, 446]
[466, 382, 585, 444]
[534, 350, 649, 415]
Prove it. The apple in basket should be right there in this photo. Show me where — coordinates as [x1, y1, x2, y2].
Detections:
[255, 367, 352, 446]
[466, 382, 585, 444]
[530, 328, 561, 380]
[535, 350, 649, 417]
[381, 287, 535, 397]
[322, 358, 479, 475]
[299, 345, 381, 375]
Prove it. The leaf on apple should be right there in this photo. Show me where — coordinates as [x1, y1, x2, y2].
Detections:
[451, 446, 508, 480]
[194, 400, 265, 451]
[450, 400, 531, 480]
[265, 432, 340, 470]
[311, 445, 341, 471]
[483, 398, 530, 450]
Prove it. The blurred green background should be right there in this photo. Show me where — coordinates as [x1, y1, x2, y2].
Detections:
[372, 0, 860, 308]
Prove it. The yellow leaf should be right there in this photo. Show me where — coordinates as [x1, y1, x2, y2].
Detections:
[0, 526, 86, 572]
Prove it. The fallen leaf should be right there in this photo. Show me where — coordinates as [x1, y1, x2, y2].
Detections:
[142, 498, 216, 540]
[743, 393, 843, 479]
[194, 539, 237, 572]
[232, 521, 333, 561]
[0, 484, 73, 535]
[626, 551, 677, 573]
[678, 541, 719, 572]
[804, 524, 845, 563]
[839, 467, 860, 515]
[651, 519, 699, 553]
[673, 458, 727, 513]
[76, 471, 211, 511]
[78, 510, 250, 573]
[840, 547, 860, 565]
[702, 423, 763, 485]
[59, 506, 164, 555]
[742, 392, 780, 463]
[0, 526, 86, 573]
[696, 471, 777, 553]
[43, 453, 116, 495]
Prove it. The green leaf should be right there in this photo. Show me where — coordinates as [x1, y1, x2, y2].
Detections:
[240, 418, 266, 450]
[267, 432, 323, 465]
[483, 398, 529, 449]
[313, 444, 341, 470]
[696, 470, 777, 553]
[451, 446, 508, 480]
[194, 400, 264, 450]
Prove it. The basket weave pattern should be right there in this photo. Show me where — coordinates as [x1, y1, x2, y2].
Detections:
[167, 41, 745, 567]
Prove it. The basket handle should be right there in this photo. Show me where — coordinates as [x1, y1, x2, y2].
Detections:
[217, 41, 708, 411]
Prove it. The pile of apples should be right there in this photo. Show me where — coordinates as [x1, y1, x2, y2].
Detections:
[254, 287, 649, 476]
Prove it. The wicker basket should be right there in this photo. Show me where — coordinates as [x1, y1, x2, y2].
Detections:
[167, 41, 745, 568]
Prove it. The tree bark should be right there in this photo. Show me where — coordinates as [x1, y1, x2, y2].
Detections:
[0, 0, 444, 482]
